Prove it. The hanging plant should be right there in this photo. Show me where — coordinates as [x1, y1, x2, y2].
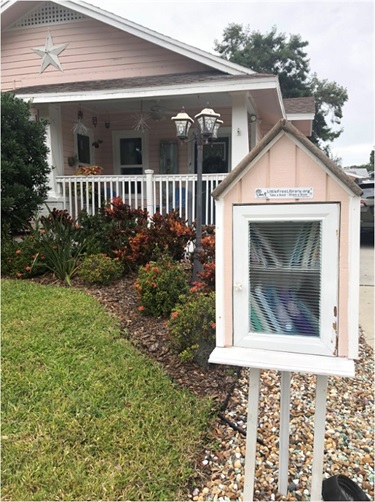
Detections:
[92, 139, 103, 148]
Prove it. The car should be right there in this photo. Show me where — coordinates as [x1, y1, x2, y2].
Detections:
[358, 180, 374, 233]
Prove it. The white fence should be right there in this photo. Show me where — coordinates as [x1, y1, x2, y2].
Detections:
[56, 170, 226, 225]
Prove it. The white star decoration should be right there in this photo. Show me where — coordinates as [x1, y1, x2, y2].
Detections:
[32, 33, 68, 73]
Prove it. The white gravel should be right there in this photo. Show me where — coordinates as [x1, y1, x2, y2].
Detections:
[191, 333, 374, 501]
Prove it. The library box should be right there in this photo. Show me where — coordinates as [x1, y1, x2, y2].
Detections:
[209, 120, 362, 377]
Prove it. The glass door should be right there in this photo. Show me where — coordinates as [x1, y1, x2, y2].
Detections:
[233, 203, 340, 356]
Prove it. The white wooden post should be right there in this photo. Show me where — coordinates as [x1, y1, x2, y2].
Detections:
[243, 368, 261, 502]
[311, 374, 328, 501]
[231, 92, 250, 168]
[145, 169, 154, 217]
[279, 371, 291, 495]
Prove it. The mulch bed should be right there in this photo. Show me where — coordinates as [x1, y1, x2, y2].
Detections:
[30, 273, 238, 405]
[27, 273, 375, 501]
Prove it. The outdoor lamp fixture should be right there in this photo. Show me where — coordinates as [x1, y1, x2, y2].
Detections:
[172, 105, 223, 282]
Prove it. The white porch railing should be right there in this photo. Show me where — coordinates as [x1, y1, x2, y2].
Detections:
[56, 171, 227, 225]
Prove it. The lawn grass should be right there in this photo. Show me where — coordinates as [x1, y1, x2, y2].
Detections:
[1, 279, 213, 501]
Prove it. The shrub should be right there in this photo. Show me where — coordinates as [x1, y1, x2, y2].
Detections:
[102, 198, 194, 270]
[196, 226, 216, 292]
[135, 257, 189, 317]
[1, 229, 47, 279]
[134, 210, 195, 263]
[35, 208, 92, 285]
[1, 93, 50, 234]
[77, 210, 117, 256]
[168, 292, 216, 367]
[78, 254, 123, 285]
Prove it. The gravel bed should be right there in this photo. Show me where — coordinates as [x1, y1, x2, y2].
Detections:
[191, 333, 374, 501]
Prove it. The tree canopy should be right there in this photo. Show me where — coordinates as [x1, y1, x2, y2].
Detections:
[214, 24, 348, 155]
[1, 93, 50, 234]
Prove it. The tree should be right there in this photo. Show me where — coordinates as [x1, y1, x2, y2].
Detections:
[345, 148, 374, 172]
[214, 24, 348, 153]
[1, 93, 50, 234]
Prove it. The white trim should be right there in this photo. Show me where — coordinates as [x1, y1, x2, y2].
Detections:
[46, 104, 64, 198]
[287, 113, 315, 121]
[232, 203, 339, 357]
[112, 130, 149, 175]
[231, 92, 250, 167]
[208, 346, 355, 377]
[215, 199, 226, 347]
[347, 195, 361, 358]
[16, 76, 280, 104]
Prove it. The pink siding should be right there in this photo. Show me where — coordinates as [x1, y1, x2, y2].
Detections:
[2, 15, 212, 90]
[60, 104, 233, 175]
[220, 135, 355, 356]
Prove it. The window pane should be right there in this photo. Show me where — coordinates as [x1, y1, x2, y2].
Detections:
[248, 221, 321, 337]
[120, 138, 142, 166]
[77, 134, 90, 164]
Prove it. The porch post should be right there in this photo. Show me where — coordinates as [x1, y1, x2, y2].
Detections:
[145, 169, 154, 217]
[231, 92, 250, 168]
[43, 105, 64, 208]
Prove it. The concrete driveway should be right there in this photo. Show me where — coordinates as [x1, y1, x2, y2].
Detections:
[360, 232, 374, 349]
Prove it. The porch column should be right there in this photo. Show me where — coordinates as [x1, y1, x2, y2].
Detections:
[44, 104, 64, 200]
[231, 92, 250, 169]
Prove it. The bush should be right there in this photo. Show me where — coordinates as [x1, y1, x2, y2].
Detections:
[196, 226, 216, 292]
[35, 208, 92, 285]
[128, 210, 195, 265]
[77, 210, 118, 256]
[168, 292, 216, 367]
[78, 254, 123, 285]
[135, 256, 189, 317]
[1, 229, 47, 279]
[101, 198, 194, 270]
[1, 93, 50, 234]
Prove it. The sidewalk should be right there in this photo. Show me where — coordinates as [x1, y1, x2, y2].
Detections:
[360, 286, 374, 349]
[359, 236, 374, 351]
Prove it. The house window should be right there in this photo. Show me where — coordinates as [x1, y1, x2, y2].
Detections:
[76, 133, 91, 165]
[194, 137, 230, 174]
[120, 138, 142, 173]
[113, 131, 149, 175]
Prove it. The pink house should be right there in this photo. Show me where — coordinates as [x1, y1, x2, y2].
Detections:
[1, 0, 315, 221]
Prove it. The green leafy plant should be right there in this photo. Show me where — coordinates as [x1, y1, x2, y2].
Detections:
[101, 198, 194, 271]
[135, 256, 189, 317]
[1, 93, 50, 234]
[78, 253, 123, 285]
[193, 226, 216, 292]
[168, 291, 216, 367]
[77, 210, 118, 256]
[35, 208, 91, 285]
[1, 228, 47, 279]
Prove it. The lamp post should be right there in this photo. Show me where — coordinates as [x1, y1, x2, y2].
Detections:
[172, 106, 223, 282]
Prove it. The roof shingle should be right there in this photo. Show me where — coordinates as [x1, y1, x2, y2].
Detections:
[283, 96, 315, 114]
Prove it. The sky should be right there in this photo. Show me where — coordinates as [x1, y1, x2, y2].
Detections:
[88, 0, 374, 168]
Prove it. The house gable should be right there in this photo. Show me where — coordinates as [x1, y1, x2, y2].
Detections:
[1, 1, 223, 91]
[1, 0, 254, 92]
